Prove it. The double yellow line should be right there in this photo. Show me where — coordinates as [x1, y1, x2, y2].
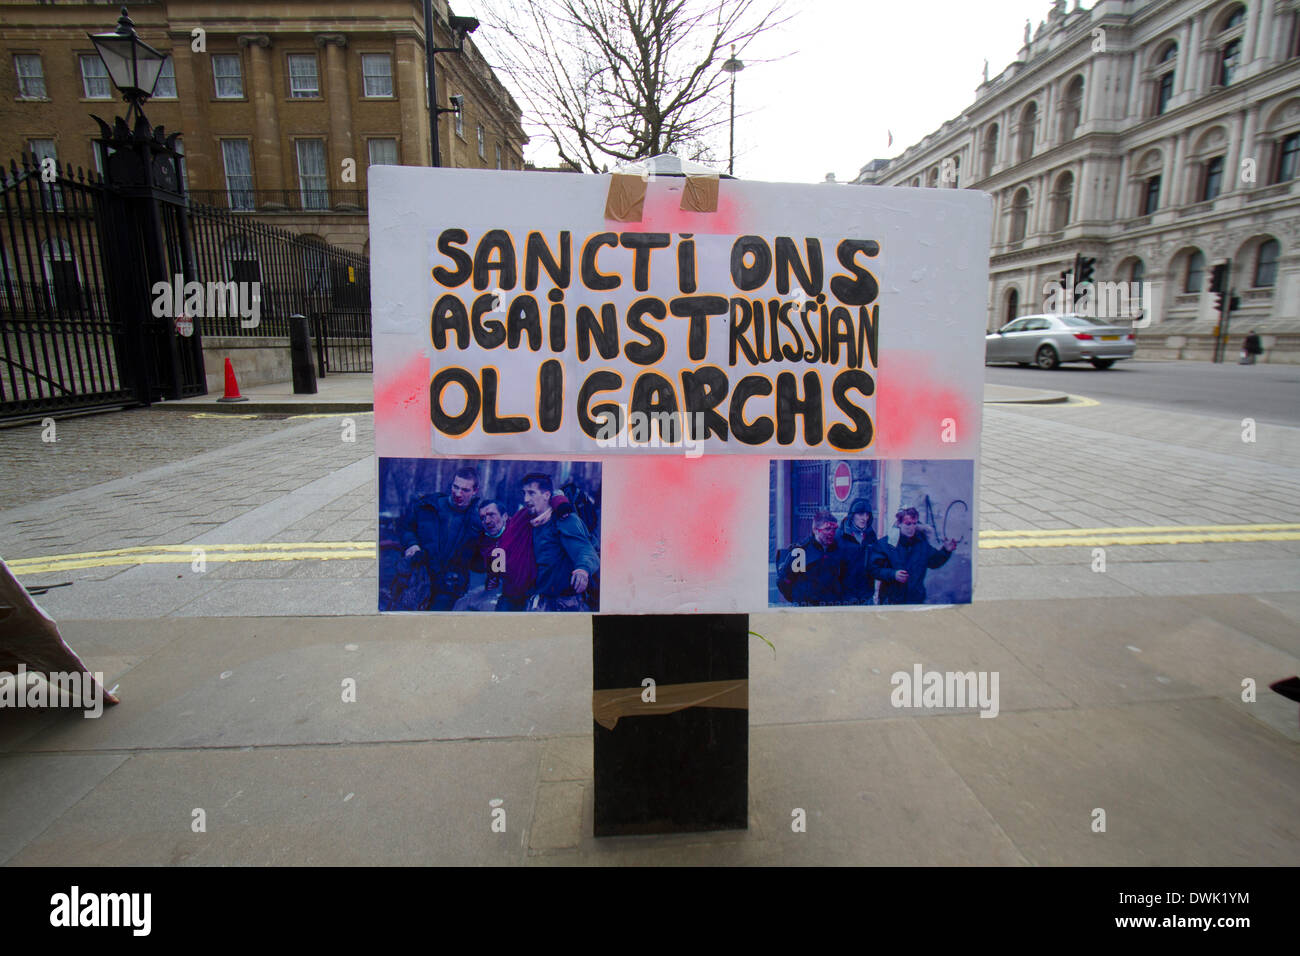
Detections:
[5, 523, 1299, 575]
[5, 542, 376, 575]
[980, 523, 1300, 549]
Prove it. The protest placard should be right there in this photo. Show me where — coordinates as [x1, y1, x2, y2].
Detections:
[371, 167, 988, 613]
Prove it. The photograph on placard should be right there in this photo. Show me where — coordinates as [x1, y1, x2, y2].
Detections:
[378, 457, 602, 612]
[769, 459, 973, 608]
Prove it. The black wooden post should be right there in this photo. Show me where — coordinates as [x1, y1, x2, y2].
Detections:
[592, 613, 749, 836]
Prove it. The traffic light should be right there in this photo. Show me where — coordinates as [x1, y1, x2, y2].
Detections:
[1209, 264, 1227, 312]
[1229, 294, 1241, 313]
[1077, 256, 1096, 286]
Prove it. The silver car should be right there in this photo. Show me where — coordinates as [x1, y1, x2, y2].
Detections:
[985, 313, 1137, 369]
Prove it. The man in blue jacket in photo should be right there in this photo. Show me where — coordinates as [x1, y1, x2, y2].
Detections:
[869, 507, 957, 605]
[522, 473, 600, 611]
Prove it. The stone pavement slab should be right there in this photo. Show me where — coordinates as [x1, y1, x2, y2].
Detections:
[1, 593, 1295, 866]
[5, 740, 538, 866]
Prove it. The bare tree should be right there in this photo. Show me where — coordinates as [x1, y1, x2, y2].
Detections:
[480, 0, 789, 172]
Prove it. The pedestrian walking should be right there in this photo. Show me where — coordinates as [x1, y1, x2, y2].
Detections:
[1240, 330, 1263, 365]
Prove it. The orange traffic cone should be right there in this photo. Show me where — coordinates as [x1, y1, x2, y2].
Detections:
[216, 357, 248, 402]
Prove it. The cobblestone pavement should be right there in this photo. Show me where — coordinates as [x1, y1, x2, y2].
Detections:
[0, 409, 318, 511]
[0, 397, 1297, 617]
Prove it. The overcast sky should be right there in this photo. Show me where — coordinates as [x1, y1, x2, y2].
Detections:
[479, 0, 1069, 183]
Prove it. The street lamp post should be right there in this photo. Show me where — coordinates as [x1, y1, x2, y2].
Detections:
[721, 46, 744, 176]
[89, 5, 199, 403]
[423, 1, 479, 167]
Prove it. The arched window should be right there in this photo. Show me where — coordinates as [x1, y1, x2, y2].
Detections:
[1155, 42, 1177, 115]
[1217, 6, 1246, 86]
[1254, 239, 1280, 287]
[1018, 102, 1037, 162]
[1051, 172, 1074, 230]
[910, 176, 921, 187]
[1131, 259, 1145, 284]
[983, 124, 999, 177]
[1005, 287, 1019, 325]
[1060, 76, 1084, 139]
[1277, 131, 1299, 183]
[1184, 250, 1205, 292]
[1202, 155, 1225, 201]
[1010, 188, 1030, 241]
[928, 167, 939, 188]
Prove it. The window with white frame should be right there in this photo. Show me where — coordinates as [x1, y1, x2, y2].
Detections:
[368, 138, 398, 167]
[477, 125, 485, 158]
[296, 139, 329, 209]
[213, 54, 244, 99]
[80, 55, 112, 99]
[454, 98, 464, 136]
[28, 139, 62, 209]
[221, 139, 254, 210]
[153, 57, 177, 98]
[495, 144, 502, 169]
[288, 54, 319, 98]
[362, 54, 393, 97]
[14, 55, 46, 99]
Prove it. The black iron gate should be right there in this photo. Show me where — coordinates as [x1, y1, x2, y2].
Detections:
[1, 143, 205, 419]
[3, 142, 372, 421]
[0, 157, 137, 417]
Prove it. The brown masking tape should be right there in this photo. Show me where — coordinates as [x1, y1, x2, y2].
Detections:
[592, 679, 748, 730]
[604, 173, 646, 222]
[680, 174, 719, 213]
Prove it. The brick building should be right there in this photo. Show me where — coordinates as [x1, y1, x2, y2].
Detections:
[0, 0, 527, 253]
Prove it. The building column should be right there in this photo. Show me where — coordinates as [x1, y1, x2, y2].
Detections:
[1127, 50, 1143, 120]
[1181, 16, 1201, 96]
[1033, 173, 1050, 235]
[1242, 0, 1262, 70]
[238, 34, 282, 201]
[1085, 58, 1105, 129]
[1239, 105, 1260, 188]
[1074, 159, 1092, 224]
[1113, 154, 1130, 221]
[172, 45, 212, 191]
[317, 34, 354, 183]
[1223, 110, 1246, 195]
[1167, 131, 1186, 206]
[1040, 83, 1054, 150]
[1252, 0, 1275, 62]
[395, 35, 429, 166]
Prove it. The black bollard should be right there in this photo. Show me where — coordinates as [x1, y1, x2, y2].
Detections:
[592, 613, 749, 836]
[289, 313, 317, 394]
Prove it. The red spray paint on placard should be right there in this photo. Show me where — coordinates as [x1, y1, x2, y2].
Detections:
[873, 350, 973, 457]
[374, 353, 431, 458]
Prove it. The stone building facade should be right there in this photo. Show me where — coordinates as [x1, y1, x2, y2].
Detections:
[0, 0, 527, 253]
[853, 0, 1300, 360]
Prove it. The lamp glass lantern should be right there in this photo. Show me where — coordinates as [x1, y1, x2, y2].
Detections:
[88, 6, 168, 109]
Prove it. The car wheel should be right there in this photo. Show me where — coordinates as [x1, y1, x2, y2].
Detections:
[1090, 359, 1114, 369]
[1035, 345, 1060, 370]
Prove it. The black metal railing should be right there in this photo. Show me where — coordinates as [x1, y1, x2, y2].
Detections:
[186, 198, 371, 371]
[187, 188, 368, 213]
[2, 151, 372, 420]
[1, 157, 135, 417]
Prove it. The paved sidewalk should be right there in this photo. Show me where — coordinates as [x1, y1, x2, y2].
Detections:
[1, 384, 1297, 865]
